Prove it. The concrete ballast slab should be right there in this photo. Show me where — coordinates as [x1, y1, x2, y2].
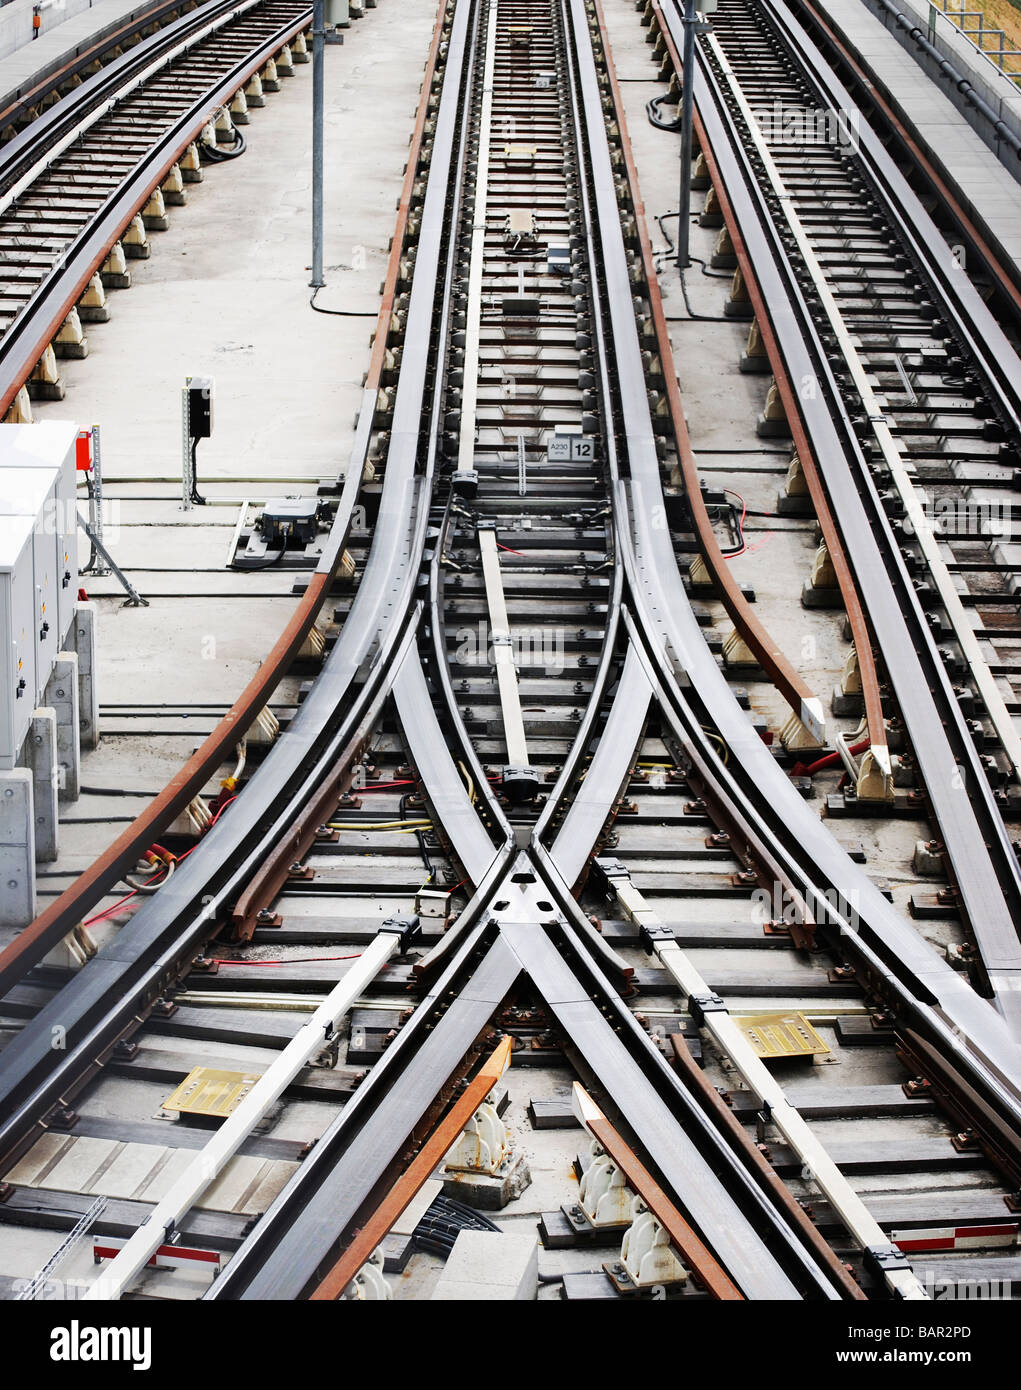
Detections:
[430, 1231, 539, 1301]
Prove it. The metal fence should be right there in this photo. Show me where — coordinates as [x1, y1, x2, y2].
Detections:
[929, 0, 1021, 84]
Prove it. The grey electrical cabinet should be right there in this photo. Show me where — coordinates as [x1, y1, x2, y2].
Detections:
[0, 423, 78, 645]
[0, 514, 37, 770]
[0, 464, 61, 704]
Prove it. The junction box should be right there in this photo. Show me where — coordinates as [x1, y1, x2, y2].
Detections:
[0, 423, 91, 930]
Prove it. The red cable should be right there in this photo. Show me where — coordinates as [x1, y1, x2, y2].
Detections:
[352, 779, 418, 792]
[82, 796, 238, 926]
[793, 737, 870, 778]
[210, 953, 364, 967]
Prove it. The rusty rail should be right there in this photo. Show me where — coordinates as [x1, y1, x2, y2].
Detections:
[669, 1035, 866, 1299]
[571, 1081, 744, 1299]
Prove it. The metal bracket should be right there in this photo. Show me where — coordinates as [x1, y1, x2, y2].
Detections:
[638, 920, 676, 949]
[76, 516, 148, 607]
[864, 1242, 912, 1274]
[688, 991, 728, 1024]
[379, 914, 421, 949]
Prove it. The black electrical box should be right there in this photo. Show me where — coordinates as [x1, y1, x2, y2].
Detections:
[186, 376, 214, 439]
[258, 498, 323, 546]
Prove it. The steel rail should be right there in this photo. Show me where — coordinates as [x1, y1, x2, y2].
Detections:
[83, 920, 414, 1301]
[391, 651, 504, 888]
[426, 499, 518, 856]
[207, 858, 834, 1300]
[200, 0, 855, 1301]
[602, 859, 926, 1297]
[600, 0, 828, 751]
[557, 0, 821, 945]
[662, 0, 1021, 1024]
[742, 0, 1021, 793]
[7, 0, 1019, 1306]
[0, 0, 468, 1164]
[0, 0, 440, 998]
[534, 0, 918, 1292]
[645, 0, 888, 772]
[546, 645, 650, 887]
[667, 1038, 867, 1301]
[229, 0, 481, 933]
[204, 912, 524, 1299]
[0, 0, 276, 214]
[618, 599, 1021, 1183]
[0, 0, 250, 184]
[524, 1, 648, 887]
[0, 605, 423, 1167]
[570, 1083, 744, 1300]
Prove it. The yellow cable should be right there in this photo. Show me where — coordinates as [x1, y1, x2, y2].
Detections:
[701, 729, 729, 765]
[328, 820, 432, 831]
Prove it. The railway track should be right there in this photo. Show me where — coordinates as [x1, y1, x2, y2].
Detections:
[0, 0, 313, 423]
[1, 0, 1021, 1308]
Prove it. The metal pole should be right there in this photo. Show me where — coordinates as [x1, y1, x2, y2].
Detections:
[181, 385, 192, 511]
[677, 0, 697, 274]
[89, 424, 109, 575]
[310, 0, 325, 289]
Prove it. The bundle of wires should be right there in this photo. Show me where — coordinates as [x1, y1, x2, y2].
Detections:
[411, 1194, 502, 1256]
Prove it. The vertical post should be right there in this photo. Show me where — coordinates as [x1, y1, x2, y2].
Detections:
[310, 0, 326, 289]
[677, 0, 697, 274]
[89, 424, 108, 576]
[181, 385, 192, 511]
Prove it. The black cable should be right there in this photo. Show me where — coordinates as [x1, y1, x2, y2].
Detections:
[309, 286, 378, 317]
[189, 439, 206, 506]
[655, 209, 679, 248]
[230, 520, 291, 570]
[201, 127, 247, 161]
[646, 92, 682, 131]
[435, 1195, 501, 1229]
[82, 786, 164, 796]
[410, 1193, 502, 1257]
[690, 252, 732, 280]
[678, 271, 730, 323]
[402, 791, 435, 884]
